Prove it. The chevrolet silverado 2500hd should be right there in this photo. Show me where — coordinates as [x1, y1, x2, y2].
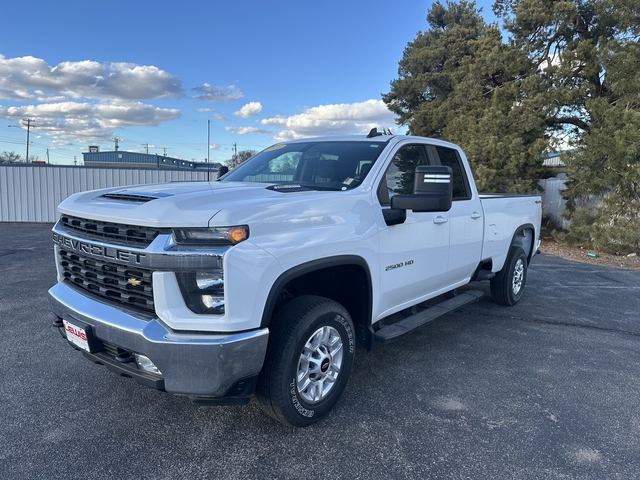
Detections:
[49, 131, 542, 426]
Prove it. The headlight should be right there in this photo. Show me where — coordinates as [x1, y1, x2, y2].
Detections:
[172, 226, 249, 246]
[176, 271, 225, 314]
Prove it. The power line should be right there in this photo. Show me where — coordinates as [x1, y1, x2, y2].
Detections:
[0, 137, 25, 146]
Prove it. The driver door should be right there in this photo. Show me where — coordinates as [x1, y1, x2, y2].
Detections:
[375, 143, 451, 319]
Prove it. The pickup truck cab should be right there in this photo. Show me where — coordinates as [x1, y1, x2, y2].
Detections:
[49, 131, 542, 426]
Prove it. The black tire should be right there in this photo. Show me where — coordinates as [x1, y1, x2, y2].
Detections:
[491, 246, 528, 306]
[256, 295, 355, 427]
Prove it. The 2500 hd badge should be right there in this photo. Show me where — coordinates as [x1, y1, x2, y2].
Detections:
[385, 259, 414, 271]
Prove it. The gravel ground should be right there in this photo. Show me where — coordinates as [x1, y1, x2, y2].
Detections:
[539, 237, 640, 272]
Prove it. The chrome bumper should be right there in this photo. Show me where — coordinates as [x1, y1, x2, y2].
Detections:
[49, 282, 268, 398]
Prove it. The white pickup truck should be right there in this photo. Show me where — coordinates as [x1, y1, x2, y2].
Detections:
[49, 131, 542, 426]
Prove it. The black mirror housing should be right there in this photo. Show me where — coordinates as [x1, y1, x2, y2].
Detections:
[390, 165, 453, 212]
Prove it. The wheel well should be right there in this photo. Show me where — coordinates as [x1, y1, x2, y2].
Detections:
[262, 260, 373, 351]
[512, 226, 535, 261]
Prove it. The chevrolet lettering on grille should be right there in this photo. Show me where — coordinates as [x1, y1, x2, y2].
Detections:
[53, 232, 146, 265]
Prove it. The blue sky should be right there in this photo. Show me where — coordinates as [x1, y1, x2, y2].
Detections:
[0, 0, 497, 165]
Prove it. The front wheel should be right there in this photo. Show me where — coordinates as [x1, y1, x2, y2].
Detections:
[256, 295, 355, 427]
[491, 246, 528, 306]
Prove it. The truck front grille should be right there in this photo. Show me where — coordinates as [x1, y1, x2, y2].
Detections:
[60, 215, 170, 248]
[59, 248, 155, 314]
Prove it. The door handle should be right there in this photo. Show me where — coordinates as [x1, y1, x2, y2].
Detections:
[471, 212, 482, 219]
[433, 216, 448, 224]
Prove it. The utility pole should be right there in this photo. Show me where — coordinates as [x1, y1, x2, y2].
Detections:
[207, 120, 211, 181]
[22, 119, 35, 163]
[46, 148, 50, 164]
[112, 136, 123, 151]
[162, 146, 168, 156]
[142, 143, 149, 154]
[232, 143, 238, 168]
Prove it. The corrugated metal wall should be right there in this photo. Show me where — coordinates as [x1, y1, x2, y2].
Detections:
[0, 165, 210, 222]
[540, 176, 570, 228]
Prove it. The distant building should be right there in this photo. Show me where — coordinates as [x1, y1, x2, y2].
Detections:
[542, 151, 568, 175]
[82, 150, 220, 171]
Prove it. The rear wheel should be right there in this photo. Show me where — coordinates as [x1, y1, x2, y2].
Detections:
[256, 295, 355, 427]
[491, 246, 528, 306]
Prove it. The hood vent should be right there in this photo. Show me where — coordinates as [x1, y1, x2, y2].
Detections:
[99, 191, 173, 203]
[100, 193, 157, 203]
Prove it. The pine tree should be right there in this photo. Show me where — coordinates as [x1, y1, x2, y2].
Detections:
[385, 0, 639, 247]
[383, 0, 549, 193]
[495, 0, 640, 248]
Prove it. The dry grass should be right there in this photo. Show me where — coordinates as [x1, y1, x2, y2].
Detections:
[538, 236, 640, 271]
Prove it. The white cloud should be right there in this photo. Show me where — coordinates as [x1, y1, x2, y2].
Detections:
[261, 99, 397, 141]
[96, 63, 184, 100]
[51, 139, 73, 147]
[197, 107, 225, 120]
[0, 55, 184, 101]
[0, 101, 181, 142]
[191, 83, 243, 102]
[234, 101, 262, 118]
[224, 126, 273, 135]
[209, 144, 220, 150]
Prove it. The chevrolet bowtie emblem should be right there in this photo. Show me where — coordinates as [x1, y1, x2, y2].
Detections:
[127, 278, 142, 286]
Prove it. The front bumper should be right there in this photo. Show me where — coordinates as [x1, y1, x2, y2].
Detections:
[49, 282, 269, 402]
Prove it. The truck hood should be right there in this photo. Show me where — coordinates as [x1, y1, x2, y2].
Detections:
[57, 181, 294, 227]
[58, 182, 370, 228]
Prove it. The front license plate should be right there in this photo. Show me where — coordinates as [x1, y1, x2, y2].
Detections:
[63, 319, 91, 352]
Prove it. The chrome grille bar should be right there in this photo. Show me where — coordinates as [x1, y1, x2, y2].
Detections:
[60, 215, 170, 248]
[59, 248, 155, 314]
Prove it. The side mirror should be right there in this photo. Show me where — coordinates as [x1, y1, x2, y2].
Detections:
[390, 165, 453, 212]
[217, 166, 229, 179]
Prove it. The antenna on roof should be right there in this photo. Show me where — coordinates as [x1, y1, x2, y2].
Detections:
[367, 128, 383, 138]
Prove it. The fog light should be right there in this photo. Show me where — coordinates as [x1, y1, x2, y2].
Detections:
[202, 295, 225, 311]
[176, 271, 225, 314]
[134, 354, 162, 375]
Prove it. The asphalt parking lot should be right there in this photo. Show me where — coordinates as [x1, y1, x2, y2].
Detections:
[2, 222, 640, 479]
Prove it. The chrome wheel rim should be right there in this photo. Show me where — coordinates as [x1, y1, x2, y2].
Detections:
[296, 325, 344, 404]
[512, 258, 524, 295]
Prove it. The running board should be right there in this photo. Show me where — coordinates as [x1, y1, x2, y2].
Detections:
[374, 290, 484, 344]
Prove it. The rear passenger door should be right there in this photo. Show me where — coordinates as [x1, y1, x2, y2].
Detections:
[429, 145, 483, 283]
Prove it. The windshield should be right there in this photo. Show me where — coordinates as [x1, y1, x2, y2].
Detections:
[221, 141, 386, 191]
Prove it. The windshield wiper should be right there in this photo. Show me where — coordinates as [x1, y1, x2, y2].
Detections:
[266, 184, 313, 193]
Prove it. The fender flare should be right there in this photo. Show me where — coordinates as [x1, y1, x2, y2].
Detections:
[509, 223, 537, 262]
[260, 255, 373, 329]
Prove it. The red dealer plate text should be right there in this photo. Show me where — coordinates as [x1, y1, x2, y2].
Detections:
[63, 319, 91, 353]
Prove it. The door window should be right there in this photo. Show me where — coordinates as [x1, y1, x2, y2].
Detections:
[434, 146, 471, 200]
[378, 145, 431, 205]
